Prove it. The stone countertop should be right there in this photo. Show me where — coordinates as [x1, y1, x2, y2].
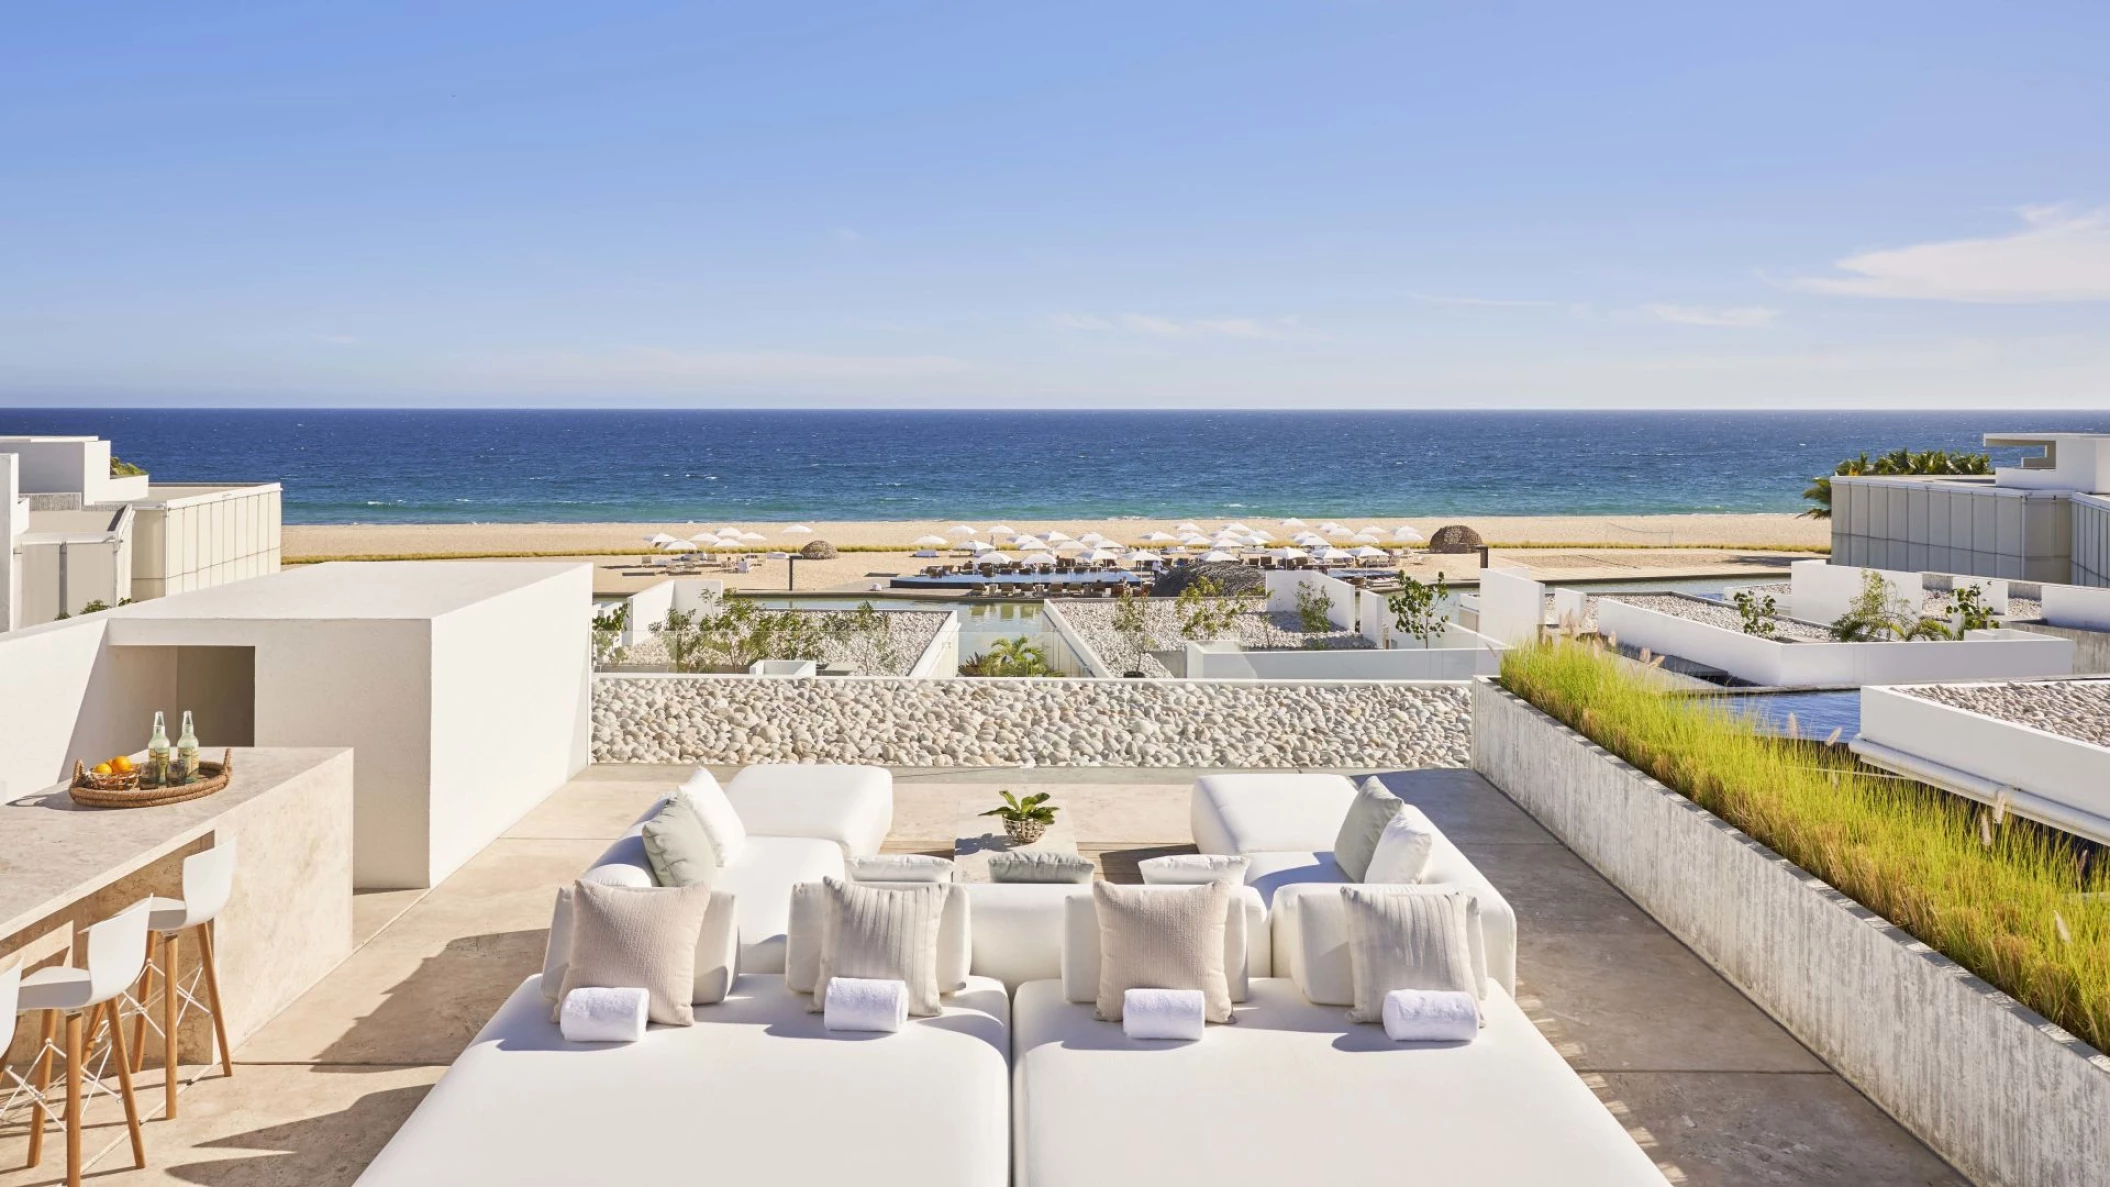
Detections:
[0, 747, 352, 938]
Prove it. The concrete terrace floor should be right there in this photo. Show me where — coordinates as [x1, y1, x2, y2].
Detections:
[0, 765, 1968, 1187]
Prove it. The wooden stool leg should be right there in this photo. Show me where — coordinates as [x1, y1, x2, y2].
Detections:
[198, 922, 234, 1078]
[130, 932, 157, 1074]
[162, 930, 180, 1119]
[25, 1008, 56, 1168]
[64, 1010, 83, 1187]
[104, 999, 147, 1168]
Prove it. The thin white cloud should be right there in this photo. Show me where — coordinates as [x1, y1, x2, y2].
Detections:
[1043, 313, 1293, 339]
[1407, 292, 1557, 308]
[1794, 205, 2110, 302]
[1643, 303, 1781, 328]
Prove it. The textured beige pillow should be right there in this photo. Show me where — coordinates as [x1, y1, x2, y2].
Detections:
[1092, 881, 1233, 1024]
[557, 881, 719, 1026]
[1339, 885, 1477, 1023]
[809, 878, 949, 1016]
[1333, 777, 1406, 882]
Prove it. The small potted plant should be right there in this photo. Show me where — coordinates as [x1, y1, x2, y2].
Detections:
[980, 789, 1058, 845]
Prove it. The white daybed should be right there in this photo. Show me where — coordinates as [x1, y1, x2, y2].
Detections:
[358, 973, 1010, 1187]
[1190, 772, 1518, 992]
[1011, 889, 1667, 1186]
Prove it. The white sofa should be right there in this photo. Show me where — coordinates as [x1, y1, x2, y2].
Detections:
[582, 765, 894, 973]
[956, 882, 1270, 990]
[1010, 888, 1668, 1187]
[1190, 772, 1518, 993]
[358, 973, 1011, 1187]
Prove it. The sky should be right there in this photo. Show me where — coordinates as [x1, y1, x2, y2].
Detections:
[2, 1, 2107, 410]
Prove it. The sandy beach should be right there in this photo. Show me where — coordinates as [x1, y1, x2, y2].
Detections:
[284, 513, 1828, 594]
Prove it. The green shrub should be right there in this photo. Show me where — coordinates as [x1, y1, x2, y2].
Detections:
[1501, 637, 2109, 1054]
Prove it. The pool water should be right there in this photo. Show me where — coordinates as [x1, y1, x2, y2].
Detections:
[1707, 689, 1860, 741]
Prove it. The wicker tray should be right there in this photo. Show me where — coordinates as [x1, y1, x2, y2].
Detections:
[69, 750, 234, 809]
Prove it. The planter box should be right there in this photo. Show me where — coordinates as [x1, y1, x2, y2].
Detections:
[1471, 680, 2110, 1187]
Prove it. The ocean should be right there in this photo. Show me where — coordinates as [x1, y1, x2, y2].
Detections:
[2, 408, 2103, 525]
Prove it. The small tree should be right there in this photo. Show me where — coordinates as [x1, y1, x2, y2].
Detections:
[1829, 569, 1952, 641]
[1294, 580, 1334, 633]
[1110, 586, 1152, 674]
[1175, 576, 1257, 642]
[590, 602, 631, 667]
[1948, 584, 1998, 633]
[1731, 590, 1778, 639]
[960, 635, 1055, 677]
[1385, 571, 1451, 647]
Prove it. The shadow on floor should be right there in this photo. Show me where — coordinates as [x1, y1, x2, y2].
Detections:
[313, 929, 546, 1070]
[167, 1083, 435, 1187]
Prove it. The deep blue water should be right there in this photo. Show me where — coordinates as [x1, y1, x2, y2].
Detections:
[2, 409, 2103, 525]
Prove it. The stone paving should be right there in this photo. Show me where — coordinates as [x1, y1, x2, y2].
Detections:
[0, 764, 1969, 1187]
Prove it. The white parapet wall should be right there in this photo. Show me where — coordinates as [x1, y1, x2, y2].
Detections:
[1854, 684, 2110, 846]
[1185, 621, 1503, 681]
[1472, 682, 2110, 1187]
[593, 673, 1471, 768]
[1264, 569, 1358, 632]
[1595, 596, 2073, 687]
[1038, 600, 1117, 677]
[1474, 567, 1545, 646]
[2041, 583, 2110, 631]
[1789, 558, 1926, 623]
[905, 611, 961, 679]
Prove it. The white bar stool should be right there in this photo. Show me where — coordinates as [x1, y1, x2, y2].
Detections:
[126, 838, 236, 1118]
[15, 901, 150, 1187]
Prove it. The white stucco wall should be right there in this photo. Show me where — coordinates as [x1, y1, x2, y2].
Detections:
[1263, 569, 1358, 631]
[2041, 583, 2110, 631]
[1789, 559, 1926, 624]
[1475, 567, 1545, 646]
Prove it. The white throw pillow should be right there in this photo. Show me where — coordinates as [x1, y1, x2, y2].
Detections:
[811, 878, 949, 1016]
[847, 854, 957, 883]
[1138, 854, 1251, 885]
[544, 883, 740, 1007]
[1339, 885, 1478, 1024]
[556, 881, 722, 1026]
[677, 770, 746, 865]
[1332, 778, 1406, 882]
[1363, 806, 1438, 884]
[789, 878, 969, 995]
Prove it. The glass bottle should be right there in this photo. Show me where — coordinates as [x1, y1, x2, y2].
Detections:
[175, 711, 200, 784]
[147, 711, 171, 788]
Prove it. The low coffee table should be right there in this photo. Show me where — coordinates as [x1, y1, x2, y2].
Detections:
[953, 809, 1079, 883]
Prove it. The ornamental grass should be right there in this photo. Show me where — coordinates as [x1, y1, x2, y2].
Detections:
[1501, 637, 2110, 1054]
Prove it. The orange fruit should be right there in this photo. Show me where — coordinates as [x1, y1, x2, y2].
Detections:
[110, 755, 134, 773]
[92, 762, 113, 777]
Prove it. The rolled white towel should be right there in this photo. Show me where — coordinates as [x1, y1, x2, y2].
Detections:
[1122, 988, 1205, 1041]
[824, 977, 908, 1033]
[560, 987, 649, 1043]
[1381, 988, 1480, 1042]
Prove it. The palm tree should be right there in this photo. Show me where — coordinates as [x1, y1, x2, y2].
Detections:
[1802, 448, 1989, 518]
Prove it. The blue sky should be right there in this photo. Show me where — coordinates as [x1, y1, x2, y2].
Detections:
[3, 1, 2107, 409]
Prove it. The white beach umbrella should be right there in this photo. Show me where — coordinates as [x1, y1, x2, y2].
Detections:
[1200, 550, 1239, 563]
[687, 532, 719, 544]
[1180, 533, 1213, 547]
[1280, 517, 1307, 527]
[1351, 531, 1385, 544]
[1052, 538, 1088, 552]
[1139, 530, 1177, 543]
[1211, 532, 1246, 546]
[1083, 548, 1124, 563]
[981, 551, 1014, 564]
[967, 539, 995, 553]
[948, 524, 981, 537]
[1393, 526, 1426, 544]
[741, 531, 767, 542]
[1322, 527, 1353, 540]
[1173, 521, 1202, 534]
[765, 550, 791, 560]
[912, 534, 949, 547]
[1317, 521, 1343, 531]
[1245, 529, 1274, 543]
[1077, 531, 1105, 545]
[1010, 535, 1042, 549]
[1269, 546, 1309, 560]
[1124, 549, 1162, 564]
[987, 524, 1016, 536]
[1222, 522, 1251, 534]
[1315, 546, 1353, 562]
[1019, 552, 1057, 565]
[783, 524, 813, 535]
[714, 529, 745, 542]
[1350, 545, 1387, 559]
[1044, 529, 1072, 542]
[646, 533, 678, 546]
[660, 539, 698, 552]
[1359, 526, 1387, 537]
[1291, 531, 1328, 547]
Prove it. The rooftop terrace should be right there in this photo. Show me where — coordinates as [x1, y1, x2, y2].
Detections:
[0, 763, 1964, 1186]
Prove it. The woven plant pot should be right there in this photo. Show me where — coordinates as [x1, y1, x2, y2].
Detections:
[1005, 818, 1049, 846]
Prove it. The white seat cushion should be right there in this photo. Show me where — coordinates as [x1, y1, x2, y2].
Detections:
[1190, 773, 1358, 855]
[718, 837, 845, 974]
[727, 764, 894, 856]
[1011, 977, 1667, 1187]
[359, 974, 1011, 1187]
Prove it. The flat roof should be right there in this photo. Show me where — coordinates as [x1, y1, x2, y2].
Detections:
[1985, 432, 2110, 445]
[113, 560, 587, 621]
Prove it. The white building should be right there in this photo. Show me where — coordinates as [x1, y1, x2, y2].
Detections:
[0, 435, 282, 630]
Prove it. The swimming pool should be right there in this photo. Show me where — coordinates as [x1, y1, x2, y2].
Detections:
[1704, 689, 1860, 740]
[743, 596, 1090, 674]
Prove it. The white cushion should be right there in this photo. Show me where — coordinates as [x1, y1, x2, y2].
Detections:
[1190, 773, 1358, 855]
[678, 770, 748, 865]
[956, 882, 1075, 989]
[1242, 851, 1519, 996]
[360, 974, 1011, 1187]
[714, 836, 843, 973]
[1332, 778, 1406, 882]
[812, 880, 949, 1016]
[1089, 881, 1233, 1024]
[1011, 978, 1668, 1187]
[1339, 885, 1479, 1022]
[725, 764, 894, 856]
[1061, 885, 1265, 1003]
[789, 878, 971, 996]
[541, 882, 739, 1008]
[848, 854, 956, 883]
[1138, 854, 1250, 884]
[1364, 805, 1439, 884]
[1280, 883, 1489, 1008]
